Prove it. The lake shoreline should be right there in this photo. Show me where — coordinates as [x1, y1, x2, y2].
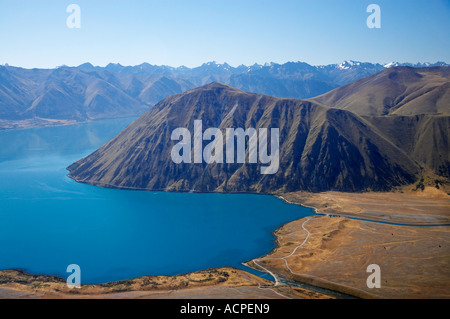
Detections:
[0, 116, 141, 132]
[0, 266, 333, 299]
[247, 188, 450, 299]
[2, 188, 448, 299]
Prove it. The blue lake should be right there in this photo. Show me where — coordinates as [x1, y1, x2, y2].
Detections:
[0, 118, 312, 284]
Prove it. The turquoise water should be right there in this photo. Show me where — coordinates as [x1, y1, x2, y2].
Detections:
[0, 118, 312, 284]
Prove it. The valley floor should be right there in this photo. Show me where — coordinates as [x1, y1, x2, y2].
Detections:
[262, 187, 450, 298]
[1, 187, 449, 299]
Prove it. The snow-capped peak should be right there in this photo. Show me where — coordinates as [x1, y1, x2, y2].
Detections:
[384, 62, 400, 68]
[337, 60, 361, 70]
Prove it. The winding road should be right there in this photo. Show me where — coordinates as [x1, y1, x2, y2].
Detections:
[249, 216, 315, 298]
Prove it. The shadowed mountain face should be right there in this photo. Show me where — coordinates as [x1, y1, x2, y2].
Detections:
[311, 66, 450, 178]
[68, 82, 421, 193]
[365, 114, 450, 178]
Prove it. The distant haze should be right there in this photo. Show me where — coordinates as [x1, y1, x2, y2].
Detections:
[1, 61, 447, 130]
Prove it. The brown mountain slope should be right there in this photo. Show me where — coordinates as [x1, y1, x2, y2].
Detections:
[365, 114, 450, 178]
[67, 83, 420, 193]
[311, 66, 450, 116]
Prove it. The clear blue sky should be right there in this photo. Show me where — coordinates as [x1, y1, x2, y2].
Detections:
[0, 0, 449, 68]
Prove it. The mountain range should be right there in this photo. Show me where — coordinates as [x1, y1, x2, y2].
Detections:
[1, 61, 448, 129]
[67, 66, 450, 193]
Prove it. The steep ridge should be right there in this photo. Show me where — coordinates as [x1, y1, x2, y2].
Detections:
[310, 66, 449, 177]
[68, 83, 420, 193]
